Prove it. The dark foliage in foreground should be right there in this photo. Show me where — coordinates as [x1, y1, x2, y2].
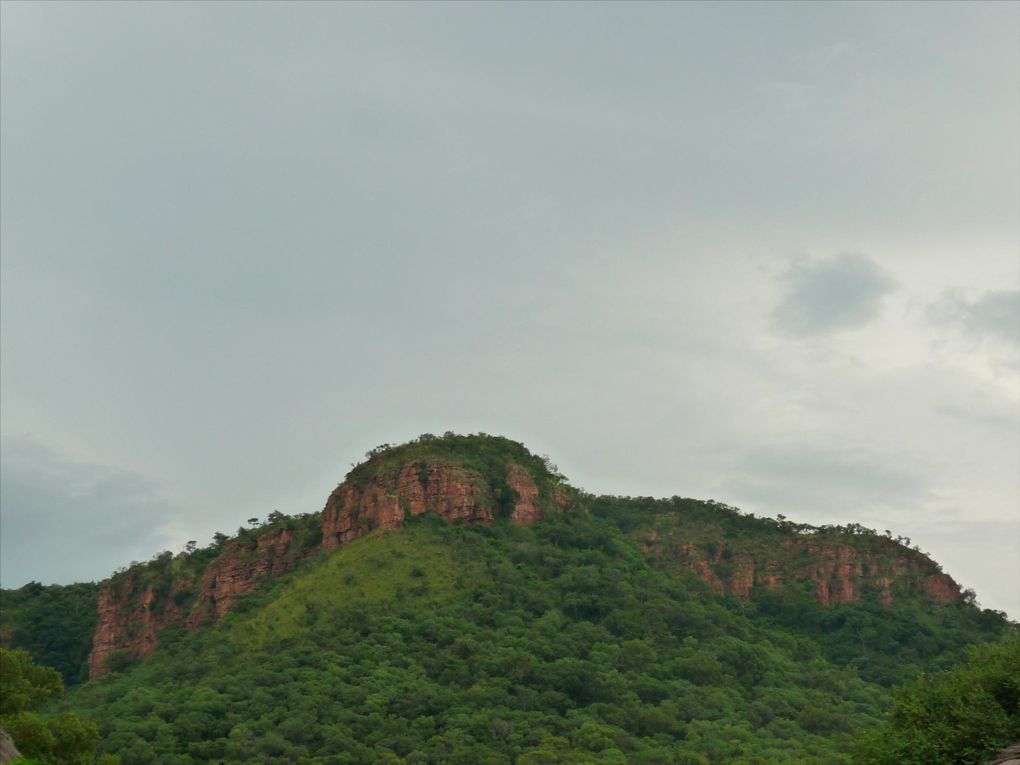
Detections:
[853, 635, 1020, 765]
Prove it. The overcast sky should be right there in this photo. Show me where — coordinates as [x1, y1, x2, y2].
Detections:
[2, 2, 1018, 618]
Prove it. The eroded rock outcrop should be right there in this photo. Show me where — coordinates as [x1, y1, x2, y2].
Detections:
[508, 463, 545, 526]
[925, 573, 962, 604]
[641, 533, 962, 608]
[88, 526, 303, 678]
[187, 528, 302, 627]
[321, 463, 493, 550]
[88, 574, 189, 678]
[89, 452, 572, 678]
[82, 435, 964, 682]
[322, 460, 567, 548]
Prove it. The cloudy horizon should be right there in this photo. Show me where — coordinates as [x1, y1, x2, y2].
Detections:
[2, 2, 1018, 617]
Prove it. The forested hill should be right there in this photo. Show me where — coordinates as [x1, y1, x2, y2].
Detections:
[1, 433, 1014, 764]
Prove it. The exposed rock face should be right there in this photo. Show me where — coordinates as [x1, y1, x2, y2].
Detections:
[985, 742, 1020, 765]
[187, 528, 301, 627]
[680, 543, 726, 594]
[641, 534, 962, 608]
[925, 573, 962, 605]
[88, 455, 571, 679]
[88, 575, 181, 679]
[0, 726, 22, 765]
[797, 541, 864, 606]
[727, 555, 784, 598]
[874, 577, 894, 608]
[507, 463, 543, 527]
[88, 526, 302, 678]
[321, 460, 565, 549]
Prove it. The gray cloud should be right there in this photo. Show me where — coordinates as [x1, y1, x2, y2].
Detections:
[719, 443, 929, 521]
[928, 289, 1020, 346]
[908, 517, 1020, 615]
[0, 3, 1016, 616]
[771, 253, 897, 337]
[0, 438, 180, 587]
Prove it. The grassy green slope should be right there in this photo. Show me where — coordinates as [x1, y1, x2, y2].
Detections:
[244, 528, 463, 649]
[60, 514, 893, 765]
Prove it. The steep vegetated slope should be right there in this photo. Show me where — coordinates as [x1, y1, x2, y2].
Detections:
[1, 433, 1012, 764]
[588, 495, 1004, 686]
[0, 581, 99, 685]
[86, 513, 322, 678]
[60, 518, 894, 764]
[84, 435, 573, 679]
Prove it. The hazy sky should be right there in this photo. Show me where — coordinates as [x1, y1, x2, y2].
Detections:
[2, 2, 1018, 617]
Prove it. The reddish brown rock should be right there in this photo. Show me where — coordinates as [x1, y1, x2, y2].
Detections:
[187, 528, 301, 627]
[88, 456, 575, 680]
[88, 573, 193, 678]
[321, 462, 508, 550]
[726, 556, 757, 598]
[874, 577, 894, 608]
[552, 485, 572, 511]
[925, 573, 962, 604]
[508, 463, 543, 526]
[677, 543, 725, 594]
[642, 534, 963, 609]
[798, 544, 863, 606]
[88, 526, 302, 678]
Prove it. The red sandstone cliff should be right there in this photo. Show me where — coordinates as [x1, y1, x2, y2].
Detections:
[88, 526, 304, 678]
[89, 457, 570, 678]
[640, 532, 962, 607]
[84, 436, 963, 680]
[186, 528, 302, 628]
[88, 573, 193, 678]
[321, 463, 494, 549]
[321, 460, 567, 549]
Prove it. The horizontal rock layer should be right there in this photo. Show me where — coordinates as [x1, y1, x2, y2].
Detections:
[641, 533, 961, 607]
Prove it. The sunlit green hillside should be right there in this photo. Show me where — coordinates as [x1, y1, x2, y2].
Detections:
[59, 515, 892, 764]
[2, 434, 1012, 765]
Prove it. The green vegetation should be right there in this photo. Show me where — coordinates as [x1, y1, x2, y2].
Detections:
[589, 494, 1009, 686]
[57, 516, 890, 764]
[243, 527, 461, 648]
[345, 433, 571, 516]
[0, 647, 112, 765]
[1, 582, 99, 686]
[853, 635, 1020, 765]
[349, 433, 566, 487]
[747, 582, 1009, 687]
[1, 435, 1013, 763]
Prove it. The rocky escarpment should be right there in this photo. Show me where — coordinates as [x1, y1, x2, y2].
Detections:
[321, 459, 567, 550]
[640, 532, 962, 608]
[79, 435, 969, 681]
[88, 439, 573, 678]
[186, 528, 305, 627]
[88, 526, 306, 678]
[88, 575, 192, 678]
